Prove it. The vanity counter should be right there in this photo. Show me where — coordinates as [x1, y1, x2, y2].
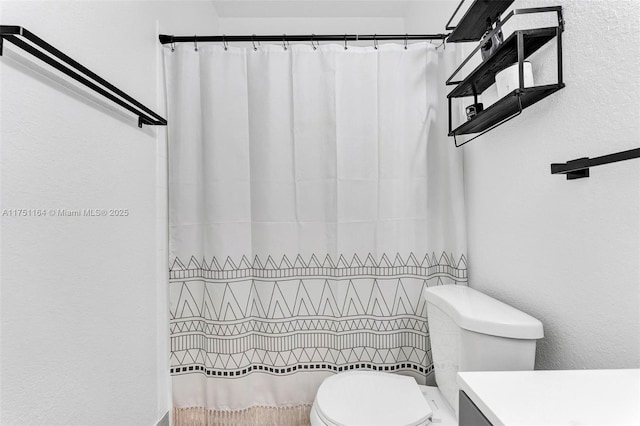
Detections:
[457, 369, 640, 426]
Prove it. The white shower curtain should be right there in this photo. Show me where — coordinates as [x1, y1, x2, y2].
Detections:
[164, 41, 466, 425]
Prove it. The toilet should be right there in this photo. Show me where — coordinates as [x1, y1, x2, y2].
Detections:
[310, 285, 544, 426]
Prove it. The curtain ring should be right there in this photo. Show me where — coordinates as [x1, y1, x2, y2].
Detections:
[170, 36, 175, 52]
[311, 34, 317, 50]
[252, 34, 258, 51]
[223, 34, 228, 51]
[404, 34, 408, 50]
[374, 34, 378, 50]
[344, 34, 348, 50]
[194, 35, 198, 52]
[283, 34, 288, 51]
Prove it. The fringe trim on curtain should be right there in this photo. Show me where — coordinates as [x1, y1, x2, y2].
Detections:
[173, 405, 312, 426]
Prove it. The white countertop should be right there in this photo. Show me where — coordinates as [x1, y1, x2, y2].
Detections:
[457, 369, 640, 426]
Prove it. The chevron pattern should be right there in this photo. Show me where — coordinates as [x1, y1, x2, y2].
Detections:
[169, 252, 467, 378]
[170, 252, 467, 281]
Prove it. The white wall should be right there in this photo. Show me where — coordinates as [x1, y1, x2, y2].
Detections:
[0, 1, 217, 424]
[403, 0, 460, 37]
[216, 0, 459, 43]
[462, 0, 640, 370]
[219, 17, 404, 36]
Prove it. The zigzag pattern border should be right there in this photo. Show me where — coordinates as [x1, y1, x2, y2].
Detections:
[169, 251, 465, 378]
[170, 252, 467, 281]
[169, 279, 438, 321]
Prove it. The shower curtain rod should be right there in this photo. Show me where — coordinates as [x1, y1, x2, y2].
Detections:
[159, 33, 450, 45]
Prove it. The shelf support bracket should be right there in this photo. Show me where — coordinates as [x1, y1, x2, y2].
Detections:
[557, 158, 590, 180]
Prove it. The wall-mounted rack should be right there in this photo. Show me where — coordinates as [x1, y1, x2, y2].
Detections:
[446, 0, 514, 43]
[445, 4, 564, 147]
[551, 148, 640, 180]
[0, 25, 167, 128]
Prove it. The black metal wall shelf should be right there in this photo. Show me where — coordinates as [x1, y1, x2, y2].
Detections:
[446, 0, 515, 43]
[447, 27, 558, 97]
[445, 6, 564, 147]
[0, 25, 167, 128]
[551, 148, 640, 180]
[450, 84, 564, 136]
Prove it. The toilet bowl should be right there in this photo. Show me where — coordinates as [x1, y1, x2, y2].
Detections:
[310, 371, 457, 426]
[310, 371, 433, 426]
[310, 285, 543, 426]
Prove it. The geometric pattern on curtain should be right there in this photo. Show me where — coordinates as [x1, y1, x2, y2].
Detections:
[169, 252, 466, 378]
[164, 41, 467, 424]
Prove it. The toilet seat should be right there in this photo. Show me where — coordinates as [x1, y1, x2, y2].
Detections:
[314, 371, 433, 426]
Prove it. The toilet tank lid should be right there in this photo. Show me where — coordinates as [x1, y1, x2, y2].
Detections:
[423, 285, 543, 339]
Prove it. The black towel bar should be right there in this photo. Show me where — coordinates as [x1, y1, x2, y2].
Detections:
[0, 25, 167, 128]
[551, 148, 640, 179]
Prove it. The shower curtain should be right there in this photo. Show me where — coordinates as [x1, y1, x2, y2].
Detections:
[164, 41, 466, 425]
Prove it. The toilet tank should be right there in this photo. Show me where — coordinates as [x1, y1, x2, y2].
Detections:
[423, 285, 543, 418]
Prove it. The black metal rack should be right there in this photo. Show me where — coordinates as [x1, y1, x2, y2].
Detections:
[445, 5, 564, 147]
[551, 148, 640, 180]
[0, 25, 167, 128]
[446, 0, 515, 43]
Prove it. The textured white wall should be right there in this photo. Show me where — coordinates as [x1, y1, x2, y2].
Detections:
[463, 0, 640, 369]
[0, 1, 217, 424]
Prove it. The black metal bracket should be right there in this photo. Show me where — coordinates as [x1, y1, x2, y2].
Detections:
[551, 148, 640, 180]
[445, 0, 468, 31]
[0, 25, 167, 127]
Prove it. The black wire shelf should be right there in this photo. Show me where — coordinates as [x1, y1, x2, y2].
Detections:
[446, 0, 515, 43]
[449, 84, 564, 137]
[447, 27, 559, 97]
[0, 25, 167, 128]
[445, 6, 564, 147]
